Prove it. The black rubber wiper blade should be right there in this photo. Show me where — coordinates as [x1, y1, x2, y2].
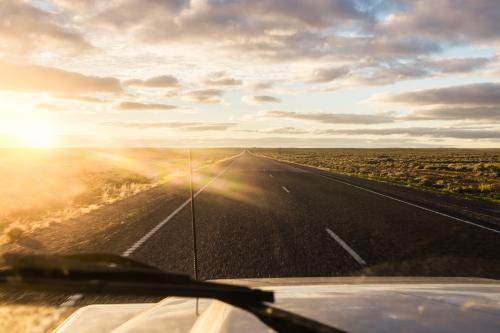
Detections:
[2, 252, 168, 272]
[0, 252, 191, 284]
[60, 253, 164, 270]
[0, 252, 273, 303]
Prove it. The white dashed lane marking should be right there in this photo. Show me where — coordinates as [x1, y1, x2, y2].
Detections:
[325, 228, 366, 266]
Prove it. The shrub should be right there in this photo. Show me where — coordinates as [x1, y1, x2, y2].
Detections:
[6, 226, 25, 242]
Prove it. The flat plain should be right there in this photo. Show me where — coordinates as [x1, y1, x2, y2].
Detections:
[0, 148, 240, 244]
[253, 148, 499, 204]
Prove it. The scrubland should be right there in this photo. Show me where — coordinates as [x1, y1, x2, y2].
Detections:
[254, 149, 499, 204]
[0, 148, 240, 244]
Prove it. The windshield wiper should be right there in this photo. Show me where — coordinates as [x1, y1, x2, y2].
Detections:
[0, 253, 346, 333]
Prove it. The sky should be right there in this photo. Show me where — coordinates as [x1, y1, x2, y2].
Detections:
[0, 0, 499, 148]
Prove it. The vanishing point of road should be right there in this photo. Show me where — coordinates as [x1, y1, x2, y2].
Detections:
[116, 151, 500, 280]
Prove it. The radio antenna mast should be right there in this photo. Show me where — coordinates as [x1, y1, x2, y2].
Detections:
[189, 149, 199, 281]
[188, 149, 200, 315]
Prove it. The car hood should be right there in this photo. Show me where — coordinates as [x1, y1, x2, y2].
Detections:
[54, 277, 500, 333]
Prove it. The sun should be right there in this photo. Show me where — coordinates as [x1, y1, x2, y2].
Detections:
[16, 123, 56, 148]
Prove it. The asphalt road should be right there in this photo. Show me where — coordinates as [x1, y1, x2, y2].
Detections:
[2, 151, 499, 310]
[127, 151, 500, 280]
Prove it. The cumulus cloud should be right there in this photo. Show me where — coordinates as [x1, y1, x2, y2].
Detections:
[260, 110, 395, 124]
[91, 0, 367, 40]
[316, 127, 500, 139]
[14, 0, 500, 68]
[104, 121, 237, 131]
[89, 0, 188, 31]
[248, 81, 274, 91]
[378, 82, 500, 106]
[306, 66, 350, 83]
[183, 89, 224, 104]
[0, 0, 92, 54]
[115, 102, 177, 111]
[40, 0, 499, 74]
[3, 0, 499, 147]
[428, 57, 492, 73]
[380, 0, 500, 42]
[320, 56, 493, 90]
[0, 60, 122, 94]
[77, 0, 412, 63]
[125, 75, 179, 88]
[346, 62, 431, 87]
[242, 96, 281, 105]
[201, 72, 242, 86]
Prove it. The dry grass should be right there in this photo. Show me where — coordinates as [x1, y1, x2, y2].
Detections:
[253, 148, 499, 203]
[0, 148, 240, 243]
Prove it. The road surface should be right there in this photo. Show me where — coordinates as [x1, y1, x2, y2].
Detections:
[118, 151, 500, 279]
[2, 151, 499, 310]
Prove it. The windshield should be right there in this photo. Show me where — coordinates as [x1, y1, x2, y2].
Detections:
[0, 0, 499, 332]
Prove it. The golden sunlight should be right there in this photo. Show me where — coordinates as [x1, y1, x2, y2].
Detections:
[14, 122, 55, 147]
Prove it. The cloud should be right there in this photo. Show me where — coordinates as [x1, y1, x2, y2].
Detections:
[428, 57, 492, 73]
[51, 134, 448, 148]
[35, 103, 65, 112]
[89, 0, 189, 31]
[264, 127, 310, 134]
[115, 102, 177, 111]
[306, 66, 350, 83]
[346, 62, 431, 87]
[248, 81, 274, 91]
[92, 0, 367, 40]
[0, 0, 92, 54]
[183, 89, 224, 104]
[316, 127, 500, 139]
[202, 72, 242, 86]
[378, 82, 500, 106]
[29, 0, 500, 70]
[242, 95, 281, 105]
[405, 107, 500, 121]
[373, 83, 500, 123]
[0, 60, 122, 94]
[164, 90, 180, 98]
[53, 94, 108, 103]
[380, 0, 500, 42]
[104, 121, 237, 131]
[49, 0, 498, 76]
[318, 56, 493, 90]
[260, 110, 395, 124]
[83, 0, 406, 63]
[125, 75, 179, 88]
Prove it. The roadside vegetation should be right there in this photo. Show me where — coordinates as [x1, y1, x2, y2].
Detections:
[0, 148, 240, 244]
[253, 149, 499, 204]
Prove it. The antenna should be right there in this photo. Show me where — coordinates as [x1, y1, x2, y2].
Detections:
[188, 148, 198, 281]
[188, 148, 200, 315]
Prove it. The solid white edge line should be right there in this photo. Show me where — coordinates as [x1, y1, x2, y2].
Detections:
[59, 152, 243, 308]
[314, 172, 500, 235]
[262, 155, 500, 235]
[325, 228, 366, 266]
[122, 152, 241, 257]
[281, 186, 290, 193]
